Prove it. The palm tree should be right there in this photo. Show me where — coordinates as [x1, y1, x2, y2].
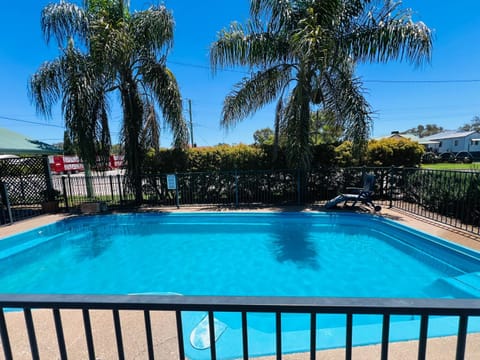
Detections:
[210, 0, 432, 168]
[30, 0, 188, 203]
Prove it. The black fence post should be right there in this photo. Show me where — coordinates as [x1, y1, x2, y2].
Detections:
[117, 174, 123, 204]
[174, 173, 180, 208]
[389, 166, 394, 208]
[0, 182, 12, 224]
[109, 176, 115, 203]
[296, 169, 301, 205]
[235, 169, 239, 208]
[0, 183, 5, 225]
[43, 155, 54, 193]
[61, 176, 69, 212]
[66, 174, 74, 208]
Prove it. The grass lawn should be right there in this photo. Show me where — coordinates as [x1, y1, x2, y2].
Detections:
[421, 162, 480, 170]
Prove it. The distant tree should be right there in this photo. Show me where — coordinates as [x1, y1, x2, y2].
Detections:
[402, 124, 443, 137]
[459, 116, 480, 132]
[63, 131, 76, 155]
[254, 110, 346, 148]
[253, 128, 274, 146]
[111, 144, 123, 155]
[424, 124, 444, 137]
[311, 110, 343, 145]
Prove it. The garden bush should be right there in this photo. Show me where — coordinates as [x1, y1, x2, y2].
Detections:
[366, 138, 424, 167]
[144, 144, 270, 173]
[144, 138, 424, 174]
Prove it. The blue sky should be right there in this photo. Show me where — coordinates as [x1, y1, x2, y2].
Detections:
[1, 0, 480, 147]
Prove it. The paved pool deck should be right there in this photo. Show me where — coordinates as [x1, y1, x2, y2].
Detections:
[0, 206, 479, 359]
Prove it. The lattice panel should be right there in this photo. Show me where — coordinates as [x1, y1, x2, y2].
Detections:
[0, 157, 49, 205]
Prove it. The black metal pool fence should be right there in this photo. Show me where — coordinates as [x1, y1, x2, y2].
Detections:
[0, 163, 479, 234]
[1, 294, 479, 360]
[47, 167, 480, 235]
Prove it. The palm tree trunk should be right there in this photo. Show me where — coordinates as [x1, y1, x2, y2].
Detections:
[120, 71, 145, 204]
[84, 163, 94, 198]
[287, 64, 312, 170]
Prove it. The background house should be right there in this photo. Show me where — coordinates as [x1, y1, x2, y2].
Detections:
[375, 131, 420, 142]
[420, 131, 480, 157]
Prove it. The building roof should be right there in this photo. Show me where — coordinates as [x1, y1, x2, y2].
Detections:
[374, 131, 420, 142]
[0, 128, 60, 155]
[422, 130, 478, 141]
[398, 133, 420, 142]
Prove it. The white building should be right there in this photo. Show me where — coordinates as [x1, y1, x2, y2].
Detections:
[420, 131, 480, 155]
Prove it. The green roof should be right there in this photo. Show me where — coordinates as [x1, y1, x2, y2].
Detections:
[0, 128, 61, 155]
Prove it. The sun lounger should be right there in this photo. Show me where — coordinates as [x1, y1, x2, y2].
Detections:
[325, 173, 381, 211]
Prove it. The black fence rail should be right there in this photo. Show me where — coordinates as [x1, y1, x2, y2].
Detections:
[53, 168, 391, 209]
[390, 168, 480, 235]
[1, 294, 480, 360]
[55, 174, 125, 211]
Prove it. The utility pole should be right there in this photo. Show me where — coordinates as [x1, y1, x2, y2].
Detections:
[188, 99, 194, 147]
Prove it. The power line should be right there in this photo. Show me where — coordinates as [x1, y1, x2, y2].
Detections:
[364, 79, 480, 84]
[168, 60, 249, 74]
[0, 115, 64, 128]
[169, 59, 480, 84]
[178, 61, 480, 84]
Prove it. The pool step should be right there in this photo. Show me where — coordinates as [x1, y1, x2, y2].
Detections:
[0, 231, 83, 260]
[189, 314, 228, 350]
[431, 272, 480, 298]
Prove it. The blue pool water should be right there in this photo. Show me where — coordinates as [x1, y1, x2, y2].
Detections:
[1, 212, 480, 358]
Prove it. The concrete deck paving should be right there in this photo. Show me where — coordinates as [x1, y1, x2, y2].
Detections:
[0, 206, 480, 359]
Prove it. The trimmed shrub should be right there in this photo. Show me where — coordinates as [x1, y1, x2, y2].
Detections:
[366, 138, 424, 167]
[334, 141, 355, 167]
[144, 144, 270, 173]
[143, 138, 424, 174]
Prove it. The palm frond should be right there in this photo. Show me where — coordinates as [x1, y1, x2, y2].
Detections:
[319, 63, 372, 160]
[61, 48, 110, 165]
[221, 65, 293, 128]
[29, 59, 64, 117]
[250, 0, 296, 33]
[141, 61, 188, 148]
[41, 2, 89, 46]
[141, 100, 161, 152]
[210, 22, 293, 71]
[90, 24, 133, 72]
[343, 2, 433, 66]
[131, 5, 174, 55]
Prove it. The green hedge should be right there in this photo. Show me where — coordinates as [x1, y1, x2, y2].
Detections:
[144, 139, 424, 173]
[366, 138, 424, 167]
[144, 144, 270, 173]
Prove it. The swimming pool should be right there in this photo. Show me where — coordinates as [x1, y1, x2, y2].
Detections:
[1, 212, 480, 358]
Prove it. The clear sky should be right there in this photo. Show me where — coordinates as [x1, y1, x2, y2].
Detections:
[1, 0, 480, 148]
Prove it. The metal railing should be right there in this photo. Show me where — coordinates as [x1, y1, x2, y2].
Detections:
[0, 166, 476, 235]
[389, 168, 480, 235]
[52, 168, 390, 209]
[1, 294, 480, 360]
